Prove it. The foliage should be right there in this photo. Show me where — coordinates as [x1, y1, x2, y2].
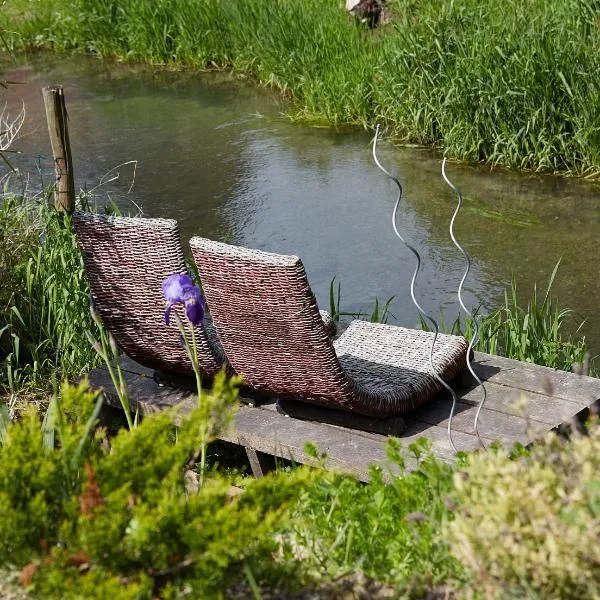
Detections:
[0, 377, 313, 599]
[329, 276, 395, 324]
[448, 423, 600, 598]
[86, 301, 136, 430]
[479, 262, 589, 370]
[0, 193, 100, 396]
[421, 261, 590, 372]
[3, 0, 600, 175]
[286, 439, 467, 594]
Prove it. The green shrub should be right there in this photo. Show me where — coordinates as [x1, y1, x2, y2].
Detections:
[448, 425, 600, 598]
[0, 377, 314, 599]
[286, 439, 467, 594]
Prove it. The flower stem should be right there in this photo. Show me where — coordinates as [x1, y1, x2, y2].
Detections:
[176, 318, 207, 489]
[190, 325, 207, 489]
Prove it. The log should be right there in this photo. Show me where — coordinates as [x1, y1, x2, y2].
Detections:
[42, 86, 75, 214]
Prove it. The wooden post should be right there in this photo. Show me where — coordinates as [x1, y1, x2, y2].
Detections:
[42, 86, 75, 214]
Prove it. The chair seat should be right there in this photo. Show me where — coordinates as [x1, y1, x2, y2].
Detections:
[334, 320, 467, 408]
[319, 309, 337, 337]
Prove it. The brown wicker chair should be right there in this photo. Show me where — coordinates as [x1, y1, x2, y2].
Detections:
[189, 237, 469, 417]
[73, 212, 225, 377]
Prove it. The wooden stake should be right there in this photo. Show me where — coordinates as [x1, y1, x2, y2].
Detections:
[42, 85, 75, 214]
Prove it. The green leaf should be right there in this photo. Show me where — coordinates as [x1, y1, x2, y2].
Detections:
[0, 402, 10, 445]
[70, 392, 104, 470]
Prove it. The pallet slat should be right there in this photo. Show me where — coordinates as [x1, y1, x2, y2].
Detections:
[89, 351, 600, 482]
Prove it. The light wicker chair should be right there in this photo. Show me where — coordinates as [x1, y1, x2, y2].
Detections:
[190, 237, 469, 417]
[73, 212, 225, 377]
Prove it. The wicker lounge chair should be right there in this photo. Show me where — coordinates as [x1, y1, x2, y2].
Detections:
[189, 237, 469, 417]
[73, 212, 226, 377]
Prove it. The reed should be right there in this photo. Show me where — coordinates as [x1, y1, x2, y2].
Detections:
[420, 261, 591, 372]
[3, 0, 600, 175]
[0, 191, 100, 397]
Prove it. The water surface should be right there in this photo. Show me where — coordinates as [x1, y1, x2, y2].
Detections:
[3, 54, 599, 351]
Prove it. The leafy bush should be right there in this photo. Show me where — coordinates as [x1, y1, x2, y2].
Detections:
[286, 439, 467, 594]
[0, 377, 313, 599]
[448, 425, 600, 598]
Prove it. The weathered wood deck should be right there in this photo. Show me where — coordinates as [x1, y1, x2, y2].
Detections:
[87, 352, 600, 481]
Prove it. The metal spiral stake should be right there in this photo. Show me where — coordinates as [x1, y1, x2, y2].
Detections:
[372, 125, 460, 453]
[442, 158, 487, 451]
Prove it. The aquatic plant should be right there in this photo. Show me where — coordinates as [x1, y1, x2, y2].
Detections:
[420, 261, 590, 372]
[329, 276, 395, 324]
[3, 0, 600, 175]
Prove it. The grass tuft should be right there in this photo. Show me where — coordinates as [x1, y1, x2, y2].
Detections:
[0, 189, 100, 403]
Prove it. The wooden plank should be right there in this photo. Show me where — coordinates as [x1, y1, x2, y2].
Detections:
[222, 404, 484, 477]
[407, 396, 544, 446]
[89, 365, 400, 479]
[116, 352, 600, 409]
[115, 352, 598, 427]
[87, 363, 486, 480]
[456, 380, 581, 425]
[473, 352, 600, 406]
[221, 405, 410, 480]
[273, 399, 407, 436]
[259, 382, 554, 447]
[117, 352, 597, 421]
[244, 448, 274, 478]
[116, 355, 155, 377]
[243, 396, 488, 458]
[87, 367, 196, 414]
[88, 352, 600, 481]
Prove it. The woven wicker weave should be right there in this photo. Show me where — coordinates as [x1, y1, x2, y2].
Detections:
[73, 212, 225, 377]
[189, 237, 468, 417]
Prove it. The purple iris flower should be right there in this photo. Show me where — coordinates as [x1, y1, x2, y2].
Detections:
[161, 273, 205, 326]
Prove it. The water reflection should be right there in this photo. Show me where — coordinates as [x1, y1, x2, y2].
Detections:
[2, 53, 599, 350]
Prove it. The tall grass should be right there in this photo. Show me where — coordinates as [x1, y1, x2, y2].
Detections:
[0, 191, 100, 399]
[420, 262, 590, 372]
[3, 0, 600, 175]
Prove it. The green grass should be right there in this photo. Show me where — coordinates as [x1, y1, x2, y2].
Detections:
[420, 260, 592, 373]
[0, 190, 100, 404]
[288, 439, 467, 595]
[3, 0, 600, 176]
[478, 262, 590, 370]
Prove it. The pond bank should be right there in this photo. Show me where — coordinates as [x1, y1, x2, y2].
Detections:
[3, 0, 600, 176]
[2, 52, 599, 356]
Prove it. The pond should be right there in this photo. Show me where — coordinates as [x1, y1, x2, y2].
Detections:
[3, 53, 600, 353]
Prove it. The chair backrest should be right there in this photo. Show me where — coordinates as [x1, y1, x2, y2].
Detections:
[73, 213, 222, 376]
[189, 237, 352, 401]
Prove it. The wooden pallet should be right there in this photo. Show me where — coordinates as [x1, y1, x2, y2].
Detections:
[87, 352, 600, 481]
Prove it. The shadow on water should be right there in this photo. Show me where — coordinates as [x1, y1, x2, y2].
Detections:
[2, 53, 599, 353]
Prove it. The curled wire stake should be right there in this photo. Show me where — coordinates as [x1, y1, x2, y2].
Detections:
[442, 158, 487, 451]
[372, 126, 459, 453]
